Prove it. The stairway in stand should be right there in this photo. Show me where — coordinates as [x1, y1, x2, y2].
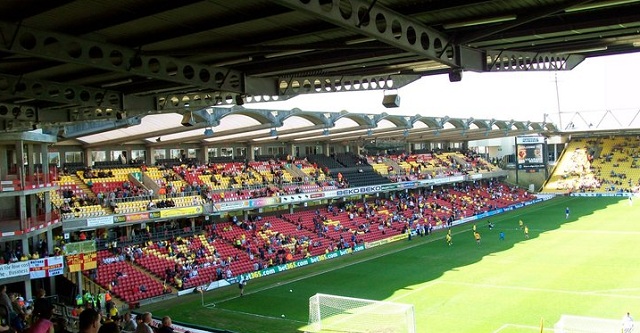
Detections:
[70, 174, 96, 199]
[384, 158, 404, 175]
[70, 174, 113, 214]
[129, 257, 177, 297]
[284, 164, 307, 179]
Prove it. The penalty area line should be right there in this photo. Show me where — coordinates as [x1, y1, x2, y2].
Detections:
[492, 323, 554, 333]
[213, 307, 307, 324]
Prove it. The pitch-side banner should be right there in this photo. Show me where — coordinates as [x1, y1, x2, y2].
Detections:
[29, 256, 64, 279]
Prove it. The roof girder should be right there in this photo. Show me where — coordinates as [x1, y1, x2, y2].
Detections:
[0, 21, 248, 94]
[0, 73, 124, 109]
[271, 0, 473, 70]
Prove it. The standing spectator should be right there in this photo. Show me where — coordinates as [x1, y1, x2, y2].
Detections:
[33, 289, 50, 321]
[0, 286, 15, 325]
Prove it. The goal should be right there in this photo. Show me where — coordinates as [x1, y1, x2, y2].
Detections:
[307, 293, 416, 333]
[553, 314, 621, 332]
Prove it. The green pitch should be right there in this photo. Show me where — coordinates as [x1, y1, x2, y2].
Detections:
[143, 196, 640, 332]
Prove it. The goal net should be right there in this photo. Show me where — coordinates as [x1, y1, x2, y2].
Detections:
[553, 314, 622, 332]
[307, 293, 416, 333]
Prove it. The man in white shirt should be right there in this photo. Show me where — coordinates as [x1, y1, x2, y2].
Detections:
[623, 312, 634, 333]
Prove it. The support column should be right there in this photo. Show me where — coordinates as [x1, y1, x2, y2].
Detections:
[27, 143, 35, 181]
[289, 143, 295, 158]
[46, 229, 54, 256]
[203, 146, 210, 164]
[24, 279, 33, 301]
[41, 143, 50, 184]
[150, 148, 158, 165]
[146, 147, 153, 165]
[196, 148, 206, 164]
[289, 204, 294, 214]
[84, 148, 92, 167]
[21, 237, 29, 260]
[30, 183, 38, 220]
[0, 146, 7, 179]
[46, 227, 57, 294]
[324, 143, 330, 156]
[19, 195, 27, 228]
[248, 144, 256, 161]
[16, 141, 25, 186]
[76, 271, 83, 297]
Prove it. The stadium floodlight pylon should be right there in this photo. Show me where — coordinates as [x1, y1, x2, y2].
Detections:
[553, 314, 620, 333]
[307, 293, 415, 333]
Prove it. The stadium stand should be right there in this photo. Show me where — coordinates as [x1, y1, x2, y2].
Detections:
[544, 136, 640, 193]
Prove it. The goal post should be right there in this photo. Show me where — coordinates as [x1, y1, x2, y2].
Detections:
[553, 314, 621, 333]
[307, 293, 416, 333]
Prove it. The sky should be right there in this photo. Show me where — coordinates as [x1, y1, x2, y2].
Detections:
[251, 52, 640, 131]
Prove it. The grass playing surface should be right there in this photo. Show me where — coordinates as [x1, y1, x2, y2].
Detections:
[143, 196, 640, 332]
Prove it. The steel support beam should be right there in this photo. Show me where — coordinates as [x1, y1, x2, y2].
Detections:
[272, 0, 475, 70]
[278, 74, 420, 95]
[457, 0, 598, 45]
[155, 92, 290, 111]
[486, 50, 585, 72]
[0, 21, 246, 93]
[45, 117, 142, 139]
[0, 103, 38, 122]
[149, 123, 273, 147]
[0, 73, 123, 109]
[155, 74, 419, 111]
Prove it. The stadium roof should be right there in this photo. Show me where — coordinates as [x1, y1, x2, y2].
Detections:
[0, 0, 639, 144]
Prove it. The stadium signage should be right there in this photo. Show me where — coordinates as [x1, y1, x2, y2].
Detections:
[159, 206, 203, 218]
[29, 256, 64, 279]
[0, 261, 29, 279]
[236, 245, 366, 282]
[365, 233, 408, 249]
[213, 201, 249, 212]
[570, 193, 630, 197]
[336, 186, 382, 196]
[86, 215, 114, 227]
[114, 211, 160, 223]
[64, 240, 96, 254]
[516, 136, 545, 170]
[66, 252, 97, 272]
[249, 197, 280, 207]
[516, 136, 545, 144]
